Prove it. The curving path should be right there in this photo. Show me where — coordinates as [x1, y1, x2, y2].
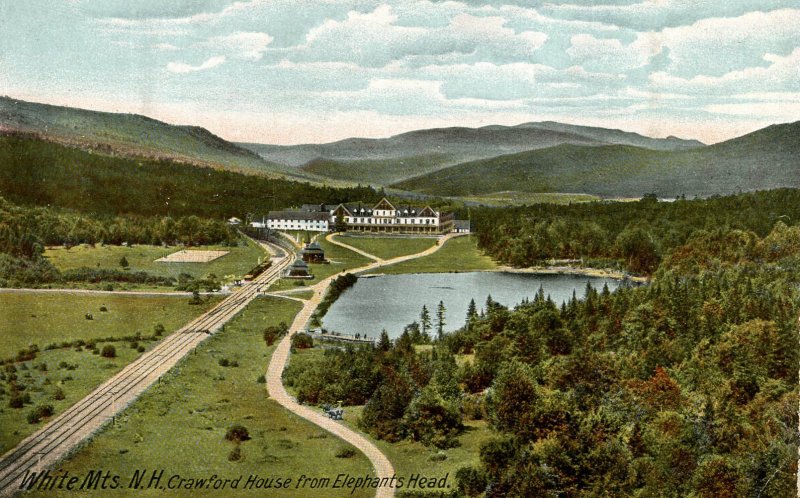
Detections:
[265, 232, 464, 498]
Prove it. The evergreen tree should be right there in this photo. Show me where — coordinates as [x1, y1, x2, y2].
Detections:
[420, 305, 432, 336]
[435, 301, 447, 339]
[467, 298, 478, 322]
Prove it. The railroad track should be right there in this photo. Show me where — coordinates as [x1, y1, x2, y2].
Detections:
[0, 245, 291, 496]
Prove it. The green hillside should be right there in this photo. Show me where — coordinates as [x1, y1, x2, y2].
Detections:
[0, 96, 296, 177]
[240, 121, 703, 186]
[300, 153, 458, 185]
[0, 135, 380, 218]
[393, 121, 800, 198]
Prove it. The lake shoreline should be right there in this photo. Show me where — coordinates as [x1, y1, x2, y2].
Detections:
[361, 266, 649, 283]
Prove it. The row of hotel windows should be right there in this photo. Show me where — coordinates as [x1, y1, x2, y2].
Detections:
[346, 217, 435, 225]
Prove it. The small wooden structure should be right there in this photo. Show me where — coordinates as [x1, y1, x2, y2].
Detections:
[286, 258, 313, 278]
[301, 241, 325, 263]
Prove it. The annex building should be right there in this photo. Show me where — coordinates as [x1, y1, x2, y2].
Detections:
[258, 198, 462, 235]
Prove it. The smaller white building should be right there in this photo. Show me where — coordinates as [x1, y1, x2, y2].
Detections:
[264, 211, 330, 232]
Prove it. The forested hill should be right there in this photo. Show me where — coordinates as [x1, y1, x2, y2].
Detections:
[0, 96, 294, 177]
[240, 122, 702, 185]
[393, 121, 800, 198]
[0, 135, 380, 219]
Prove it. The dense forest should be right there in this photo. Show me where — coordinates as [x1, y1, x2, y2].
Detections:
[0, 134, 382, 218]
[0, 198, 238, 286]
[469, 189, 800, 274]
[288, 192, 800, 497]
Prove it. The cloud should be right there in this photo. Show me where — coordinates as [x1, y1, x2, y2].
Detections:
[166, 55, 226, 73]
[650, 48, 800, 94]
[567, 32, 663, 70]
[288, 5, 547, 67]
[207, 31, 274, 60]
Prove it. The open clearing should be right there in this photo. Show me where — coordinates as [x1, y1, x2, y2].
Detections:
[44, 237, 265, 282]
[0, 292, 219, 360]
[378, 235, 498, 274]
[0, 293, 219, 452]
[26, 297, 374, 498]
[334, 235, 437, 261]
[154, 249, 229, 263]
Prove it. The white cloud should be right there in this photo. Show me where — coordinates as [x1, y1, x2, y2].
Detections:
[650, 48, 800, 93]
[166, 55, 226, 73]
[567, 32, 663, 70]
[208, 31, 274, 61]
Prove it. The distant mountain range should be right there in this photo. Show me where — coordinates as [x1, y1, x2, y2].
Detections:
[393, 121, 800, 198]
[240, 122, 704, 185]
[0, 96, 319, 181]
[1, 96, 797, 201]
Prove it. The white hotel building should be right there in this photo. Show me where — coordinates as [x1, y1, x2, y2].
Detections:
[261, 198, 458, 234]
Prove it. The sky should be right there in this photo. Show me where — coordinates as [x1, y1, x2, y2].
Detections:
[1, 1, 798, 145]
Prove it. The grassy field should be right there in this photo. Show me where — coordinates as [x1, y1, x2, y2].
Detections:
[267, 237, 372, 292]
[0, 292, 219, 360]
[379, 235, 498, 274]
[0, 293, 219, 452]
[460, 191, 601, 206]
[334, 235, 437, 260]
[44, 237, 267, 284]
[27, 297, 374, 498]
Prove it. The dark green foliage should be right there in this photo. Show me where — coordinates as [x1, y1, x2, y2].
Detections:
[0, 135, 380, 219]
[312, 273, 358, 322]
[291, 333, 313, 350]
[118, 256, 129, 268]
[472, 189, 800, 274]
[335, 445, 357, 458]
[225, 424, 250, 442]
[100, 345, 116, 358]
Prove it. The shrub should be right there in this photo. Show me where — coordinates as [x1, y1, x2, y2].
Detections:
[27, 411, 41, 424]
[130, 341, 139, 349]
[256, 375, 266, 384]
[335, 446, 357, 458]
[99, 305, 108, 312]
[53, 387, 65, 400]
[137, 346, 145, 353]
[101, 345, 116, 358]
[228, 446, 242, 462]
[9, 393, 24, 408]
[291, 333, 313, 350]
[219, 358, 230, 367]
[455, 466, 487, 497]
[154, 323, 165, 336]
[225, 424, 250, 442]
[85, 313, 93, 320]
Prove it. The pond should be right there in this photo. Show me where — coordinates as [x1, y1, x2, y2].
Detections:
[321, 271, 625, 339]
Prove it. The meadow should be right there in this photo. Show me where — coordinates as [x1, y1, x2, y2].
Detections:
[44, 237, 266, 284]
[0, 292, 219, 452]
[378, 235, 498, 274]
[25, 297, 374, 498]
[333, 235, 438, 260]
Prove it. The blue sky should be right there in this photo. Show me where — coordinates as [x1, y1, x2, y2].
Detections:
[1, 1, 798, 144]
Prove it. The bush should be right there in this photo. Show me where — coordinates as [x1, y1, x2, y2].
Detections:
[335, 446, 357, 458]
[85, 313, 93, 320]
[53, 387, 65, 400]
[225, 424, 250, 442]
[101, 345, 116, 358]
[219, 358, 230, 367]
[154, 323, 165, 336]
[256, 375, 266, 384]
[228, 446, 242, 462]
[9, 393, 25, 408]
[137, 346, 145, 353]
[455, 466, 487, 497]
[291, 333, 313, 350]
[99, 305, 108, 312]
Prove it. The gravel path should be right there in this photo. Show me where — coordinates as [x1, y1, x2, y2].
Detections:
[265, 232, 463, 498]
